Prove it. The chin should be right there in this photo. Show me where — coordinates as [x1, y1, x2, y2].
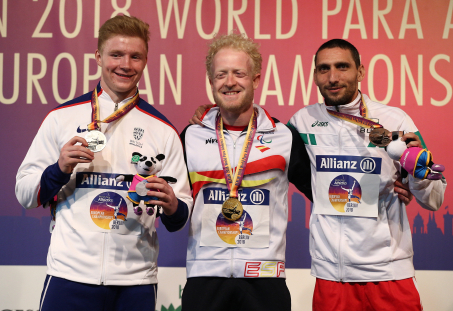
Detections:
[219, 102, 248, 113]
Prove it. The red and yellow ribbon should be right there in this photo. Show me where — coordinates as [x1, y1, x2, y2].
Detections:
[215, 110, 257, 199]
[87, 87, 139, 131]
[326, 92, 383, 129]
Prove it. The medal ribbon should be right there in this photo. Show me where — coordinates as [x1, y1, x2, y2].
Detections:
[326, 93, 383, 129]
[87, 87, 140, 131]
[215, 110, 257, 199]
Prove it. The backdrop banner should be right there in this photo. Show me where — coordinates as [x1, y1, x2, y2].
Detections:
[1, 0, 452, 310]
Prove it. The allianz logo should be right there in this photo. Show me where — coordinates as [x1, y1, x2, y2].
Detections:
[312, 120, 329, 127]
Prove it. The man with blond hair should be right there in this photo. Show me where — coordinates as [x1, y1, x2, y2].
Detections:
[180, 33, 312, 311]
[16, 15, 192, 310]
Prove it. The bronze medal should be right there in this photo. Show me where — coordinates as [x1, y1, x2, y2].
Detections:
[222, 197, 243, 221]
[369, 128, 391, 147]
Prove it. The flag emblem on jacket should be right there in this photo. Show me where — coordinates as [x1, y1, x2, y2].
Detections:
[256, 145, 270, 152]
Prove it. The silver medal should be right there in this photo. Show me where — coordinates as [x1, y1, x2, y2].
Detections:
[85, 130, 107, 153]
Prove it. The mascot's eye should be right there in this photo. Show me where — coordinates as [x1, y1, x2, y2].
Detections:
[141, 156, 147, 161]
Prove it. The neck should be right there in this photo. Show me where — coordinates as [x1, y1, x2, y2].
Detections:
[219, 104, 254, 126]
[100, 81, 137, 104]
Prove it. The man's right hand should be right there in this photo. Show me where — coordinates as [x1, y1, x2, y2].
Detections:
[58, 136, 95, 174]
[189, 104, 214, 125]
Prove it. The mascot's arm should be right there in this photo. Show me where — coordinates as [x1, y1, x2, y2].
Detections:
[116, 174, 134, 182]
[160, 176, 177, 184]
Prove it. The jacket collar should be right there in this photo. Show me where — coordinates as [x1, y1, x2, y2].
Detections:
[200, 104, 276, 132]
[324, 92, 370, 116]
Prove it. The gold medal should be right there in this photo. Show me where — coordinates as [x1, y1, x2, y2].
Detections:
[222, 197, 243, 221]
[369, 128, 391, 147]
[216, 110, 257, 222]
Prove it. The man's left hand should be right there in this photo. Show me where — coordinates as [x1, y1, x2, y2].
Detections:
[146, 176, 178, 215]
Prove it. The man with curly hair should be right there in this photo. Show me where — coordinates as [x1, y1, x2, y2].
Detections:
[180, 33, 312, 311]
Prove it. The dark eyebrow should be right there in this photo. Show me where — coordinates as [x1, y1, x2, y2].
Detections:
[316, 63, 330, 69]
[335, 62, 351, 67]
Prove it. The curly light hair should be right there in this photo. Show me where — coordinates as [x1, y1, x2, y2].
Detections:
[206, 33, 262, 79]
[98, 15, 150, 53]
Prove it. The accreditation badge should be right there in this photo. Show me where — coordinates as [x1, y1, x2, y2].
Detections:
[70, 172, 142, 235]
[314, 155, 381, 217]
[200, 187, 270, 248]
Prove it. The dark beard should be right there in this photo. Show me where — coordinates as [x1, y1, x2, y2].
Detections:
[324, 96, 351, 106]
[322, 86, 356, 107]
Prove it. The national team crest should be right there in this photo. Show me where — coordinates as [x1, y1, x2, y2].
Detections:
[133, 127, 144, 140]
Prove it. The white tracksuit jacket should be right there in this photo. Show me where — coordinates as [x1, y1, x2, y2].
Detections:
[182, 104, 312, 278]
[288, 93, 446, 282]
[15, 85, 193, 285]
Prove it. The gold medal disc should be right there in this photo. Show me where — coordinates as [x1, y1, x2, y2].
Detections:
[221, 197, 243, 221]
[369, 128, 391, 147]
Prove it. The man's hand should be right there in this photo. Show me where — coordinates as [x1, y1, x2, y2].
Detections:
[401, 132, 422, 148]
[394, 176, 413, 205]
[58, 136, 95, 174]
[146, 176, 178, 215]
[189, 104, 214, 125]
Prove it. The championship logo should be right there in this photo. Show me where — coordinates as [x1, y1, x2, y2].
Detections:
[90, 192, 128, 230]
[216, 211, 254, 245]
[328, 174, 362, 213]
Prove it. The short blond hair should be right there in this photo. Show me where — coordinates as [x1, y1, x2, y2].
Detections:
[98, 15, 150, 52]
[206, 33, 262, 79]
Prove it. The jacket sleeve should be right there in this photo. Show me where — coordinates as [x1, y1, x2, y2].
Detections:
[158, 126, 193, 232]
[286, 123, 313, 202]
[15, 111, 70, 209]
[398, 113, 447, 211]
[408, 175, 446, 211]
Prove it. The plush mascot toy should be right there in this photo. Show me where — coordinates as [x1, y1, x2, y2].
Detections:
[370, 130, 445, 181]
[116, 152, 177, 216]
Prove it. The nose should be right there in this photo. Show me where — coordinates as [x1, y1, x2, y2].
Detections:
[328, 68, 339, 84]
[120, 55, 131, 70]
[225, 73, 237, 87]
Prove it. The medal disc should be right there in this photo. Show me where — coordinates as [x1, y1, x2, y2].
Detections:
[221, 197, 243, 221]
[85, 130, 107, 152]
[369, 128, 391, 147]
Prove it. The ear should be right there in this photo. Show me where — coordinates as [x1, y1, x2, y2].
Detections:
[132, 152, 142, 157]
[156, 154, 165, 161]
[357, 64, 365, 82]
[209, 76, 214, 92]
[252, 73, 261, 90]
[95, 49, 102, 67]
